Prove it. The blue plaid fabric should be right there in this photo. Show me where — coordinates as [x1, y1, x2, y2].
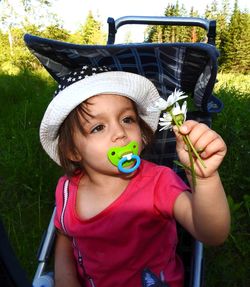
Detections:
[24, 34, 220, 112]
[24, 34, 217, 179]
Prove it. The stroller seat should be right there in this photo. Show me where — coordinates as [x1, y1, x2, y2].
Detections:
[23, 15, 222, 287]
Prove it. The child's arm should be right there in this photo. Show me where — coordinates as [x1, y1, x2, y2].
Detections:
[54, 231, 82, 287]
[173, 120, 231, 245]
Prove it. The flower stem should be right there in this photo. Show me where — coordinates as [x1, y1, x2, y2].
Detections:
[170, 111, 206, 187]
[170, 111, 206, 168]
[184, 135, 196, 187]
[185, 134, 206, 168]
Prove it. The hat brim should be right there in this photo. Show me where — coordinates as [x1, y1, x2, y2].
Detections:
[40, 71, 161, 165]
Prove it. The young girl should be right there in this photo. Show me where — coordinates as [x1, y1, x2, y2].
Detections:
[39, 65, 230, 287]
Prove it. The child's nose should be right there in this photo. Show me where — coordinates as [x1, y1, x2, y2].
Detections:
[111, 123, 127, 142]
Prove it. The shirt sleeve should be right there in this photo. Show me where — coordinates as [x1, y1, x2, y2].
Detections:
[154, 167, 189, 218]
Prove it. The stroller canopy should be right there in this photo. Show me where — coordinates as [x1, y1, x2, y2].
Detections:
[24, 34, 219, 112]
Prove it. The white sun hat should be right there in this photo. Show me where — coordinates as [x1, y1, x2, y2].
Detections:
[40, 65, 161, 165]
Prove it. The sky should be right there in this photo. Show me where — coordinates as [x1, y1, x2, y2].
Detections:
[52, 0, 249, 42]
[2, 0, 249, 42]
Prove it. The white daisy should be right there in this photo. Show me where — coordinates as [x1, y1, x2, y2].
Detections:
[147, 97, 170, 112]
[159, 112, 173, 131]
[147, 89, 188, 112]
[167, 89, 188, 107]
[158, 101, 187, 131]
[172, 101, 187, 119]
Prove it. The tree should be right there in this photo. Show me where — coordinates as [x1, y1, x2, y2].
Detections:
[41, 25, 70, 41]
[0, 0, 19, 55]
[162, 3, 181, 43]
[188, 7, 205, 42]
[220, 3, 250, 73]
[146, 25, 163, 43]
[145, 1, 204, 43]
[0, 0, 59, 34]
[0, 0, 62, 72]
[1, 0, 249, 73]
[79, 11, 106, 45]
[145, 2, 182, 43]
[215, 0, 230, 48]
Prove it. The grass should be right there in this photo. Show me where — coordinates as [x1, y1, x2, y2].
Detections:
[211, 73, 250, 200]
[205, 73, 250, 286]
[0, 70, 249, 285]
[0, 70, 61, 278]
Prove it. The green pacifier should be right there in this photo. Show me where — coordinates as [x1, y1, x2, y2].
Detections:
[107, 141, 141, 174]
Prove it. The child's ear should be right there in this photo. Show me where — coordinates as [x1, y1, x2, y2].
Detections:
[66, 148, 82, 162]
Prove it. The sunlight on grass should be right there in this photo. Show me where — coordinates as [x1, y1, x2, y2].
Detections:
[215, 73, 250, 94]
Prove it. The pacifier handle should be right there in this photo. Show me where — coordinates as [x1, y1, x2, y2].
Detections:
[118, 155, 141, 174]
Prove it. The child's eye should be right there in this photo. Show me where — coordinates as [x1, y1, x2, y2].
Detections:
[91, 124, 105, 133]
[123, 116, 136, 124]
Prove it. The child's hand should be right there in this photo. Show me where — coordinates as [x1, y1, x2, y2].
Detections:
[174, 120, 227, 179]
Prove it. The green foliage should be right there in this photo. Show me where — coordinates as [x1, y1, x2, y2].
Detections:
[41, 25, 70, 41]
[81, 11, 106, 44]
[0, 24, 72, 73]
[205, 195, 250, 286]
[146, 3, 206, 43]
[212, 74, 250, 199]
[0, 70, 61, 277]
[220, 10, 250, 73]
[0, 1, 106, 73]
[1, 1, 249, 73]
[145, 0, 250, 73]
[204, 73, 250, 286]
[0, 15, 106, 73]
[0, 0, 59, 33]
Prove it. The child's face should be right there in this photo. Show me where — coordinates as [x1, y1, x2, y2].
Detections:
[70, 94, 143, 175]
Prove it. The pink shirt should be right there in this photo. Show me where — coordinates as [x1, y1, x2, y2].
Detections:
[54, 160, 188, 287]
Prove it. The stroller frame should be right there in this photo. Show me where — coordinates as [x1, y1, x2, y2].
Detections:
[107, 16, 216, 45]
[24, 15, 221, 287]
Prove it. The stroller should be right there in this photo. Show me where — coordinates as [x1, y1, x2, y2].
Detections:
[15, 15, 222, 287]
